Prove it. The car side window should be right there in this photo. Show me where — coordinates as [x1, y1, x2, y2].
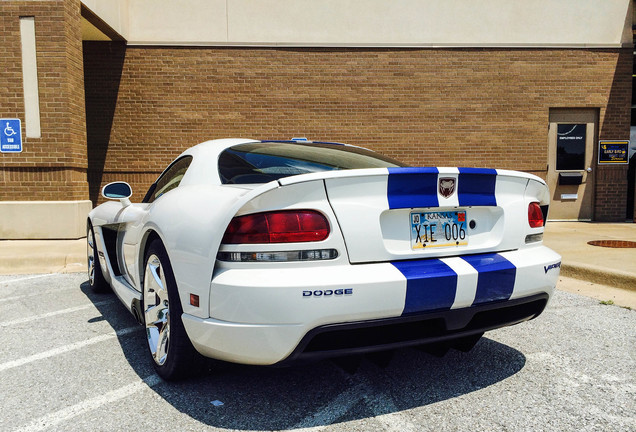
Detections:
[144, 156, 193, 204]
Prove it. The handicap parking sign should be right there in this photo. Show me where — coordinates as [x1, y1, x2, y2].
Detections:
[1, 119, 22, 153]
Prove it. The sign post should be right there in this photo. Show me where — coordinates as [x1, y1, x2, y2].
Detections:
[1, 119, 22, 153]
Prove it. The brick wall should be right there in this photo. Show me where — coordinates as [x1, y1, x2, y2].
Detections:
[596, 167, 630, 220]
[0, 0, 88, 201]
[83, 44, 631, 220]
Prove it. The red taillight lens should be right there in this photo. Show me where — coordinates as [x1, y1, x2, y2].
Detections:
[222, 210, 330, 244]
[528, 202, 544, 228]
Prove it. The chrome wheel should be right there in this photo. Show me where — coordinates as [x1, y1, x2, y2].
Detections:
[86, 223, 108, 292]
[144, 254, 171, 366]
[87, 228, 96, 286]
[142, 238, 202, 380]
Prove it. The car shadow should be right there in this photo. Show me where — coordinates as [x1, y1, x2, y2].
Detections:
[80, 280, 526, 430]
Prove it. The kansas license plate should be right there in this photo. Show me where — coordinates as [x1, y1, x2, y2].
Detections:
[410, 211, 468, 249]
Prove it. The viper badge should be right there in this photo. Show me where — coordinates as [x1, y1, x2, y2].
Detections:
[439, 177, 456, 198]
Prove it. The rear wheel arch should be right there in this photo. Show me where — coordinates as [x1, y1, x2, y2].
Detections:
[142, 236, 203, 379]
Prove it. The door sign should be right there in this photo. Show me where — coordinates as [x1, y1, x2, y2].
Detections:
[598, 141, 628, 164]
[556, 124, 586, 170]
[1, 119, 22, 153]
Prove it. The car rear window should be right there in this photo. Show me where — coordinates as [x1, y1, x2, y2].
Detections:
[218, 142, 405, 184]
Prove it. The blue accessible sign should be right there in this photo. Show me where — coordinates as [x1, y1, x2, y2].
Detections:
[1, 119, 22, 153]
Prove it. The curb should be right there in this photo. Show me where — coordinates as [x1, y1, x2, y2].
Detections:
[0, 238, 86, 275]
[560, 263, 636, 293]
[0, 253, 86, 275]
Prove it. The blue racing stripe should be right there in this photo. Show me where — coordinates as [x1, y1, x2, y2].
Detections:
[387, 167, 439, 209]
[458, 167, 497, 206]
[391, 258, 457, 315]
[461, 253, 516, 305]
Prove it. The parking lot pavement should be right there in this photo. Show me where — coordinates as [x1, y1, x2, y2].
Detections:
[1, 274, 635, 432]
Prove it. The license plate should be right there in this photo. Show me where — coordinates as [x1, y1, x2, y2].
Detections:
[410, 211, 468, 249]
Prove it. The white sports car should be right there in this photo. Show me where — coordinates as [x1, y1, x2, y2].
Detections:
[87, 138, 561, 380]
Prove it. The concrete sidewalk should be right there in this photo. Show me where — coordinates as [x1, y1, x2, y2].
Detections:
[543, 222, 636, 292]
[1, 222, 635, 292]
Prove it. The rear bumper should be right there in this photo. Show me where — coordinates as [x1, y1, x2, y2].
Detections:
[278, 293, 549, 365]
[182, 245, 561, 365]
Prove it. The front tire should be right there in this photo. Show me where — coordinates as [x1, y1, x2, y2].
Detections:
[87, 222, 109, 292]
[143, 238, 202, 380]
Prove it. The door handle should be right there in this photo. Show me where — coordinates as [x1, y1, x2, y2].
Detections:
[586, 167, 592, 172]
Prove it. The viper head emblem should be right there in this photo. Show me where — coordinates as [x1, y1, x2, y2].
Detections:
[439, 177, 456, 199]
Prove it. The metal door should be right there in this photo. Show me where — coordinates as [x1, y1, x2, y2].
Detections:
[547, 109, 598, 220]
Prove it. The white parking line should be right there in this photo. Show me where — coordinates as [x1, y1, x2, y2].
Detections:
[0, 325, 141, 373]
[362, 391, 420, 432]
[13, 374, 161, 432]
[292, 383, 363, 431]
[293, 365, 420, 431]
[0, 274, 56, 286]
[0, 287, 76, 303]
[0, 300, 114, 327]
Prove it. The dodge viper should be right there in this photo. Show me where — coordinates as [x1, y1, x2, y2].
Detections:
[87, 138, 561, 380]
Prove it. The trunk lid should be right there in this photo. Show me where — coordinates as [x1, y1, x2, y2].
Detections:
[280, 167, 548, 264]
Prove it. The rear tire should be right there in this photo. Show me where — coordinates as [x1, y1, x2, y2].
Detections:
[87, 222, 109, 292]
[143, 238, 202, 380]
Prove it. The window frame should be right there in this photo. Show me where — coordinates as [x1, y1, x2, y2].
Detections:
[142, 155, 193, 203]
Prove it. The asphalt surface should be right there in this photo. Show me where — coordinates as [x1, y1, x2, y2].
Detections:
[1, 273, 634, 432]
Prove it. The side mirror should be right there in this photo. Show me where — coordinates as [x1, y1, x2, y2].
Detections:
[102, 182, 133, 208]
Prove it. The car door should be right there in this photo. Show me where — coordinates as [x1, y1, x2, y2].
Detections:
[121, 156, 194, 288]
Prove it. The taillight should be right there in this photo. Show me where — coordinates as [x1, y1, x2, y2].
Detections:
[528, 202, 544, 228]
[222, 210, 330, 244]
